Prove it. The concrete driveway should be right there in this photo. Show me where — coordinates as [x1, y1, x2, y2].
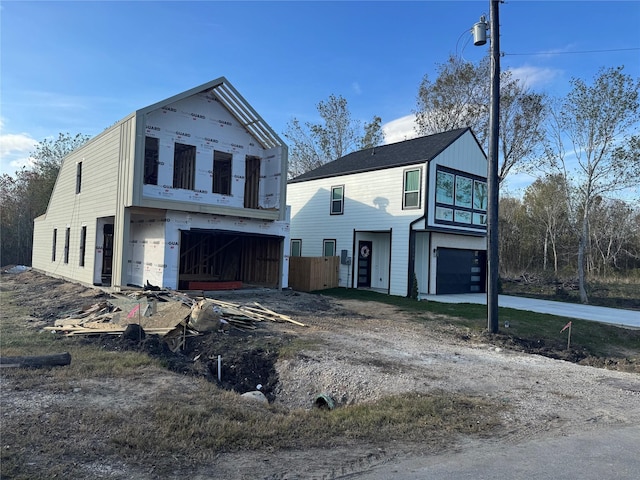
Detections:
[423, 293, 640, 328]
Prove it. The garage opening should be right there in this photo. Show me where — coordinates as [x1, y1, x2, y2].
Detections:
[436, 248, 486, 294]
[178, 229, 282, 290]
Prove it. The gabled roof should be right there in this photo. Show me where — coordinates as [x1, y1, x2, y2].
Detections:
[137, 77, 285, 150]
[288, 127, 474, 183]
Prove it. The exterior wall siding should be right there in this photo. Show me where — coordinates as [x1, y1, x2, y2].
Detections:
[289, 163, 425, 295]
[32, 123, 126, 285]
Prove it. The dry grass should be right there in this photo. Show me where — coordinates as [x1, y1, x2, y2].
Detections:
[0, 287, 503, 479]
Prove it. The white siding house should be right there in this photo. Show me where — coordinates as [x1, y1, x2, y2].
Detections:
[287, 128, 487, 297]
[32, 77, 290, 291]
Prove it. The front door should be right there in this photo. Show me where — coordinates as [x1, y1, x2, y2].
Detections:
[101, 224, 114, 286]
[357, 241, 372, 288]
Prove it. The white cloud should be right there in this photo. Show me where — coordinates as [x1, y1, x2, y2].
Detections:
[382, 115, 419, 144]
[0, 132, 38, 174]
[352, 82, 362, 95]
[508, 65, 562, 90]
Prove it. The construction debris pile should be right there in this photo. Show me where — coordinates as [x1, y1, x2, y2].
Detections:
[45, 288, 305, 352]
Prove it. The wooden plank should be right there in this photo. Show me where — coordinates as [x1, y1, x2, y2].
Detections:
[188, 281, 243, 290]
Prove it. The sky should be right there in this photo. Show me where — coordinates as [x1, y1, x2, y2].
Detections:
[1, 0, 639, 196]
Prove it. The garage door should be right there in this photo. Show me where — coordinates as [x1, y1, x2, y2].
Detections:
[436, 248, 486, 294]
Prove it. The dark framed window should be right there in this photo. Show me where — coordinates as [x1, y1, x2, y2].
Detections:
[76, 162, 82, 194]
[64, 227, 70, 264]
[173, 142, 196, 190]
[323, 239, 336, 257]
[213, 151, 232, 195]
[52, 229, 57, 262]
[144, 136, 159, 185]
[79, 226, 87, 267]
[435, 167, 487, 228]
[403, 168, 421, 209]
[290, 239, 302, 257]
[331, 185, 344, 215]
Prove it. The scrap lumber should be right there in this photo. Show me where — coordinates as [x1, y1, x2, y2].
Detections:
[0, 352, 71, 369]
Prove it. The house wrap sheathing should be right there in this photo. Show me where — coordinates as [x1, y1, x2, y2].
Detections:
[32, 77, 290, 290]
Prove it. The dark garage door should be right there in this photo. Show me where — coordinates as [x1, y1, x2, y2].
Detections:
[436, 248, 486, 294]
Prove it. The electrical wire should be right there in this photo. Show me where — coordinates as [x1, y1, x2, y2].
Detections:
[504, 47, 640, 56]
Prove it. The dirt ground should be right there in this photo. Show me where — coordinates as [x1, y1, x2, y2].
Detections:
[2, 269, 640, 479]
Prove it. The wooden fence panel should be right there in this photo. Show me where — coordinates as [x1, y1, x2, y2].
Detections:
[288, 256, 339, 292]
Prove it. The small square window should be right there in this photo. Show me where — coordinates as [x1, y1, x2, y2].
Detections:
[323, 239, 336, 257]
[290, 239, 302, 257]
[403, 168, 421, 209]
[331, 186, 344, 215]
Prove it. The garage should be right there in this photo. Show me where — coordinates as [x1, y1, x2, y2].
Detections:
[436, 248, 486, 294]
[178, 229, 283, 290]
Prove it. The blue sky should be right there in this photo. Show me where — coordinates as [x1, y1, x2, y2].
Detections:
[1, 0, 639, 194]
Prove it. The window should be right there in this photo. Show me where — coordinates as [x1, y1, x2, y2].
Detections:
[144, 136, 159, 185]
[79, 226, 87, 267]
[331, 185, 344, 215]
[173, 143, 196, 190]
[212, 151, 232, 195]
[323, 239, 336, 257]
[403, 168, 421, 209]
[436, 171, 454, 204]
[64, 227, 70, 264]
[76, 162, 82, 194]
[52, 229, 57, 261]
[473, 180, 487, 210]
[455, 176, 472, 208]
[244, 156, 260, 208]
[435, 167, 487, 229]
[290, 239, 302, 257]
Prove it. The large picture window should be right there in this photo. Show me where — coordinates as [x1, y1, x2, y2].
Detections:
[435, 168, 487, 228]
[403, 168, 421, 209]
[331, 185, 344, 215]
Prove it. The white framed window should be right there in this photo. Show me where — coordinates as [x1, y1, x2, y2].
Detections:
[323, 239, 336, 257]
[290, 239, 302, 257]
[403, 168, 421, 209]
[331, 185, 344, 215]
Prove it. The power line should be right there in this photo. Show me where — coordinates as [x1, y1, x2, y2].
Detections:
[504, 47, 640, 56]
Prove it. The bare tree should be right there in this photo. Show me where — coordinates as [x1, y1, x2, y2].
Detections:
[523, 175, 570, 274]
[415, 55, 547, 184]
[284, 94, 383, 178]
[540, 66, 640, 303]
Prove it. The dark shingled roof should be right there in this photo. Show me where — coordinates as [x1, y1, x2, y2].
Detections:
[289, 127, 472, 183]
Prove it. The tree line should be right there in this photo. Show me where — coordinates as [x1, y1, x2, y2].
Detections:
[1, 60, 638, 304]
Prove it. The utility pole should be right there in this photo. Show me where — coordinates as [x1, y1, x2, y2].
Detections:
[474, 1, 500, 333]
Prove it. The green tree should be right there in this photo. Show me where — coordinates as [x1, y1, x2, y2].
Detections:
[540, 66, 640, 302]
[0, 133, 90, 266]
[415, 55, 547, 184]
[285, 94, 383, 178]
